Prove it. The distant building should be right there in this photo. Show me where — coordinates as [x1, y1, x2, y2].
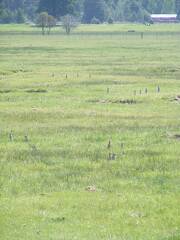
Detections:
[151, 14, 178, 23]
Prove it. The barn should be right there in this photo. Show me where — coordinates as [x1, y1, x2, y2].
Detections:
[151, 14, 178, 23]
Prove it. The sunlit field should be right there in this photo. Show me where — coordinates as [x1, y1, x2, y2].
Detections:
[0, 24, 180, 240]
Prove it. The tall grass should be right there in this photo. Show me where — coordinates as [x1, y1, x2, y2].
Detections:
[0, 24, 180, 240]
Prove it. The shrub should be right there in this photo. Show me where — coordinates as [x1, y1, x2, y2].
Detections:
[143, 12, 153, 24]
[91, 17, 101, 24]
[107, 17, 114, 24]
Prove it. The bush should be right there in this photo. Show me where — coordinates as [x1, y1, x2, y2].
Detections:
[143, 12, 153, 24]
[107, 17, 114, 24]
[91, 17, 101, 24]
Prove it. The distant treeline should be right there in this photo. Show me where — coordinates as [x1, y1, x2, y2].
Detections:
[0, 0, 180, 24]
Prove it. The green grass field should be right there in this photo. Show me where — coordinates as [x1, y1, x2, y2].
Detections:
[0, 24, 180, 240]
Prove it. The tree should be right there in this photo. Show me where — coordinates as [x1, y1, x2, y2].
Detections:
[37, 12, 48, 35]
[0, 0, 178, 24]
[37, 12, 56, 35]
[176, 0, 180, 19]
[0, 0, 3, 18]
[123, 0, 146, 22]
[61, 14, 78, 34]
[1, 9, 15, 23]
[16, 8, 25, 23]
[162, 0, 175, 13]
[47, 14, 56, 34]
[83, 0, 108, 23]
[24, 0, 39, 20]
[38, 0, 77, 18]
[141, 0, 149, 9]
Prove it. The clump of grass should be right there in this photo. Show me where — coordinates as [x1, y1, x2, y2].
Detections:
[0, 89, 12, 94]
[26, 89, 47, 93]
[51, 217, 65, 223]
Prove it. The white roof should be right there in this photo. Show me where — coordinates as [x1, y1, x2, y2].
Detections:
[151, 14, 177, 18]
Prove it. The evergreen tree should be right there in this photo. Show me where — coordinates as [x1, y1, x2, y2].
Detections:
[83, 0, 108, 23]
[24, 0, 39, 20]
[176, 0, 180, 19]
[162, 0, 175, 13]
[0, 0, 178, 24]
[123, 0, 146, 22]
[16, 8, 25, 23]
[38, 0, 77, 18]
[0, 0, 3, 17]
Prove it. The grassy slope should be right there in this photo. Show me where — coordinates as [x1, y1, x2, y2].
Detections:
[0, 24, 180, 239]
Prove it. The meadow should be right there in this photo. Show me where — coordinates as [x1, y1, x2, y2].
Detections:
[0, 24, 180, 240]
